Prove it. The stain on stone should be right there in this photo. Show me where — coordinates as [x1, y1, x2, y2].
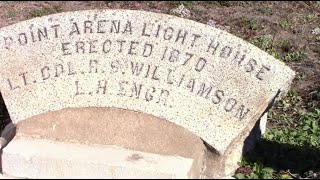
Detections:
[126, 153, 143, 162]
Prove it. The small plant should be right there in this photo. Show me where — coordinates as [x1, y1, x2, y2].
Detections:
[241, 17, 262, 31]
[268, 112, 291, 125]
[300, 14, 316, 23]
[169, 11, 181, 17]
[295, 73, 306, 81]
[173, 1, 193, 9]
[4, 11, 18, 18]
[249, 36, 281, 59]
[276, 89, 302, 110]
[234, 159, 274, 179]
[314, 47, 320, 57]
[279, 19, 291, 29]
[218, 1, 236, 7]
[255, 6, 274, 16]
[202, 1, 221, 7]
[25, 6, 62, 20]
[249, 36, 272, 50]
[284, 50, 305, 62]
[287, 90, 302, 106]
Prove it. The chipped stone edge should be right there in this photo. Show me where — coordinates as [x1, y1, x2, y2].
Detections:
[0, 122, 16, 150]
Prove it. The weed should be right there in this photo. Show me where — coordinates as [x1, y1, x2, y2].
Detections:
[265, 108, 320, 148]
[173, 1, 193, 9]
[284, 50, 305, 62]
[249, 36, 281, 59]
[3, 11, 18, 18]
[240, 17, 263, 31]
[268, 112, 291, 124]
[235, 160, 274, 179]
[295, 73, 307, 81]
[169, 11, 181, 17]
[250, 36, 305, 62]
[269, 90, 302, 127]
[314, 47, 320, 56]
[25, 6, 62, 20]
[279, 19, 291, 29]
[202, 1, 221, 7]
[249, 36, 272, 50]
[279, 90, 302, 109]
[300, 14, 316, 23]
[255, 6, 274, 16]
[236, 107, 320, 179]
[217, 1, 235, 7]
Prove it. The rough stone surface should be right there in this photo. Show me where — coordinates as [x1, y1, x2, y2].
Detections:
[0, 10, 295, 155]
[16, 107, 205, 159]
[2, 136, 194, 179]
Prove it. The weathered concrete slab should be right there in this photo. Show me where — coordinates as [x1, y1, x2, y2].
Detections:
[0, 10, 295, 154]
[9, 107, 251, 178]
[2, 136, 194, 179]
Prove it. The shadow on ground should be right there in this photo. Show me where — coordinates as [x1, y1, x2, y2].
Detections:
[243, 139, 320, 177]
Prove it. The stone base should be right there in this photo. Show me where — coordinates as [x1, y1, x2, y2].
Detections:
[0, 107, 264, 179]
[0, 173, 22, 179]
[2, 136, 194, 179]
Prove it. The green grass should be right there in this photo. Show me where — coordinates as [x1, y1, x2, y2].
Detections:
[235, 108, 320, 179]
[234, 87, 320, 179]
[249, 36, 305, 62]
[265, 109, 320, 148]
[278, 90, 302, 110]
[249, 36, 281, 59]
[25, 6, 62, 20]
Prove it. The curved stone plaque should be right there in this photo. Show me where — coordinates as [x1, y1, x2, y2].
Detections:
[0, 10, 295, 155]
